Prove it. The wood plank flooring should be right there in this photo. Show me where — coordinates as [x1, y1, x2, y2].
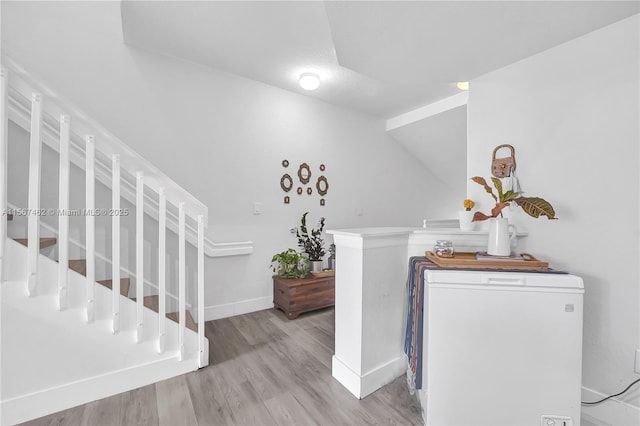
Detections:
[23, 307, 423, 426]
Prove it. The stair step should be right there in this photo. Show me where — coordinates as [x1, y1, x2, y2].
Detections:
[96, 278, 131, 298]
[14, 237, 57, 249]
[68, 259, 87, 276]
[166, 311, 198, 332]
[136, 295, 197, 332]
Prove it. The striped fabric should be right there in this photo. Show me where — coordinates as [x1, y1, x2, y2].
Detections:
[404, 256, 435, 390]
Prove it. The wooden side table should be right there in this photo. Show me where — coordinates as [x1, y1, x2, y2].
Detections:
[273, 273, 335, 319]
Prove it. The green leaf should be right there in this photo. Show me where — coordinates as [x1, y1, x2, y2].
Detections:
[502, 190, 520, 202]
[491, 177, 504, 202]
[513, 197, 558, 220]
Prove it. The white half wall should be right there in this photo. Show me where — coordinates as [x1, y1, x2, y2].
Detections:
[1, 2, 452, 319]
[467, 14, 640, 422]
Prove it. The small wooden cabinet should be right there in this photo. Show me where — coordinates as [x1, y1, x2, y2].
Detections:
[273, 273, 335, 319]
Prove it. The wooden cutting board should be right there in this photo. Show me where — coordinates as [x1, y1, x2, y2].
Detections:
[425, 251, 549, 271]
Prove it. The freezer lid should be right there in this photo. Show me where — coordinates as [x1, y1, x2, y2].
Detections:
[425, 269, 584, 290]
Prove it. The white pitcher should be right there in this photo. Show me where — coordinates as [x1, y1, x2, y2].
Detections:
[487, 218, 517, 256]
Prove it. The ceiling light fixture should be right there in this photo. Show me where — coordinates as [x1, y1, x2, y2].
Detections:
[299, 73, 320, 91]
[456, 81, 469, 91]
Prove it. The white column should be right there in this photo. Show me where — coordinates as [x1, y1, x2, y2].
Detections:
[111, 155, 120, 333]
[85, 136, 95, 322]
[135, 171, 144, 343]
[178, 202, 186, 361]
[57, 115, 71, 310]
[157, 188, 166, 354]
[326, 227, 412, 399]
[0, 68, 7, 283]
[27, 93, 43, 297]
[197, 214, 206, 367]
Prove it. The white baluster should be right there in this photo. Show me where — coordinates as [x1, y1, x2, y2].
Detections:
[178, 202, 185, 361]
[197, 214, 206, 367]
[0, 68, 7, 283]
[58, 115, 71, 310]
[111, 155, 120, 333]
[135, 171, 144, 343]
[85, 136, 95, 322]
[27, 93, 43, 297]
[157, 188, 166, 354]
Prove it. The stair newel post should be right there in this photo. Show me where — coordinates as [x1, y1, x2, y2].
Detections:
[135, 171, 144, 343]
[178, 202, 186, 361]
[157, 187, 166, 354]
[197, 214, 206, 367]
[111, 154, 120, 333]
[85, 135, 95, 322]
[0, 68, 7, 282]
[27, 93, 43, 297]
[57, 115, 71, 310]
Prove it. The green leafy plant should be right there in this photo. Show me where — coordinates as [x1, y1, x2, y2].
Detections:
[328, 243, 336, 259]
[293, 212, 325, 261]
[471, 176, 557, 222]
[270, 248, 309, 279]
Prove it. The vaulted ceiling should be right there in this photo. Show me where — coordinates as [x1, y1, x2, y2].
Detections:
[121, 1, 639, 119]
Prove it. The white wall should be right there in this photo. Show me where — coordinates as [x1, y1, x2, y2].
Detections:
[468, 14, 640, 416]
[1, 2, 451, 318]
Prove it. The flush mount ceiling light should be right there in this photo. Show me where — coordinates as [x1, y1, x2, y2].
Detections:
[299, 73, 320, 91]
[456, 81, 469, 91]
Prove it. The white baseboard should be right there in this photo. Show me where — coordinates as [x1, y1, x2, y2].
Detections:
[1, 355, 198, 425]
[332, 354, 407, 399]
[204, 296, 272, 321]
[581, 386, 640, 426]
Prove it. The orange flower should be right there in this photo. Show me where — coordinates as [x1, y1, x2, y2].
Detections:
[463, 199, 475, 211]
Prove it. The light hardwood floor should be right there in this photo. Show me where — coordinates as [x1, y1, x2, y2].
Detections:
[24, 307, 423, 426]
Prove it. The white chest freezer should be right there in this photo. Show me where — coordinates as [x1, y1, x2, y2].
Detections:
[419, 269, 584, 426]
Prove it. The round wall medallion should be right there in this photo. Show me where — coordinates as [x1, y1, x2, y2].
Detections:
[307, 187, 313, 195]
[297, 163, 311, 184]
[297, 187, 303, 195]
[320, 198, 325, 206]
[284, 196, 290, 204]
[280, 174, 293, 192]
[282, 159, 289, 168]
[320, 164, 326, 171]
[316, 175, 329, 196]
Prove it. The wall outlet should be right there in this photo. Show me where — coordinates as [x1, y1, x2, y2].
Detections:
[635, 349, 640, 374]
[540, 415, 573, 426]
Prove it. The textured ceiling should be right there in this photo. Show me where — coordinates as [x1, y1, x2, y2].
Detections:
[121, 1, 639, 119]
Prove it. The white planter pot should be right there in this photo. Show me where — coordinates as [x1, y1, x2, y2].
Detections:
[311, 260, 323, 272]
[458, 210, 476, 231]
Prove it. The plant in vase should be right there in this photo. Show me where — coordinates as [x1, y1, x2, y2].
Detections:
[470, 176, 557, 221]
[270, 248, 309, 279]
[471, 176, 557, 256]
[292, 212, 326, 272]
[328, 243, 336, 270]
[459, 199, 476, 231]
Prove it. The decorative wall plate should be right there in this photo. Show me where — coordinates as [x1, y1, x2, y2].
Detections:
[280, 174, 293, 192]
[284, 196, 290, 204]
[320, 164, 326, 171]
[320, 199, 325, 206]
[282, 159, 289, 168]
[307, 187, 313, 195]
[297, 187, 303, 195]
[316, 175, 329, 196]
[298, 163, 311, 184]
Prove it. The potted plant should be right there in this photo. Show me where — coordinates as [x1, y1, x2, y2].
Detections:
[459, 199, 476, 231]
[470, 176, 557, 222]
[471, 176, 556, 256]
[293, 212, 326, 272]
[270, 248, 309, 279]
[328, 243, 336, 270]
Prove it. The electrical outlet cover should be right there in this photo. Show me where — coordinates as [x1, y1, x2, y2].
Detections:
[540, 415, 573, 426]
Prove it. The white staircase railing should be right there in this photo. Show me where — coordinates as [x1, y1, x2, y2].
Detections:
[1, 58, 211, 367]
